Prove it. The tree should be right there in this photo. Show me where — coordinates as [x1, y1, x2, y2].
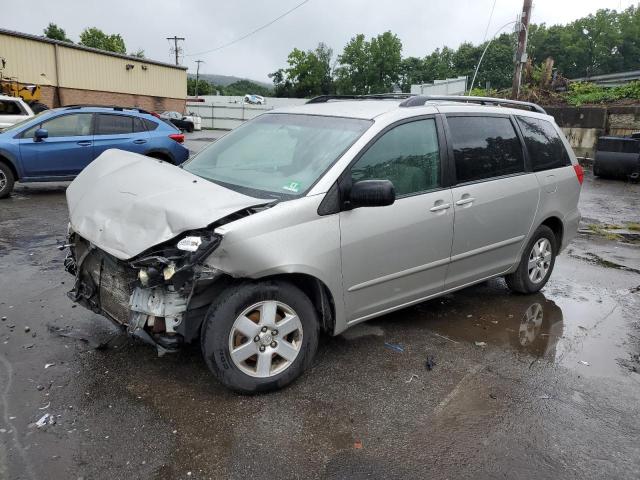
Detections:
[43, 23, 72, 43]
[187, 78, 212, 96]
[270, 43, 333, 97]
[129, 49, 145, 58]
[367, 31, 403, 93]
[79, 27, 126, 54]
[335, 34, 371, 94]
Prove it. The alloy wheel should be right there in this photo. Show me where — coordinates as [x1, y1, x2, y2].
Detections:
[527, 238, 552, 284]
[228, 301, 303, 378]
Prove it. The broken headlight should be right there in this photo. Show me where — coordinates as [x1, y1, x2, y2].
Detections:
[131, 231, 221, 290]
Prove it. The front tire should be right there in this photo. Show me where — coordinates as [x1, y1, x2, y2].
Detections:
[201, 280, 319, 393]
[0, 162, 15, 199]
[505, 225, 556, 294]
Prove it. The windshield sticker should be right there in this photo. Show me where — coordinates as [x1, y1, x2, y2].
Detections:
[282, 181, 301, 193]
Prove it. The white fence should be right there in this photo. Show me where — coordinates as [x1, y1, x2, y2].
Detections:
[410, 76, 468, 96]
[186, 96, 307, 130]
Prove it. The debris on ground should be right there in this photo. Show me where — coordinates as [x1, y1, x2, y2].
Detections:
[405, 374, 419, 384]
[384, 342, 404, 353]
[579, 360, 590, 366]
[24, 326, 30, 333]
[353, 440, 363, 449]
[44, 363, 56, 369]
[34, 413, 55, 428]
[425, 356, 436, 371]
[489, 393, 497, 399]
[475, 341, 487, 347]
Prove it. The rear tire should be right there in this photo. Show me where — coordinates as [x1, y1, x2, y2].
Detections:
[201, 280, 319, 394]
[505, 225, 556, 294]
[0, 162, 15, 199]
[186, 123, 194, 133]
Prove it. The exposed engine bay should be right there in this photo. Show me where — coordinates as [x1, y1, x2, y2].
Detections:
[64, 207, 264, 354]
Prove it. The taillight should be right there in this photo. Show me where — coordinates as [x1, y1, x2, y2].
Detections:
[150, 111, 160, 118]
[573, 164, 584, 185]
[169, 133, 184, 144]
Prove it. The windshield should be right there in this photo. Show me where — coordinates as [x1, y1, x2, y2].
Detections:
[0, 110, 51, 134]
[183, 113, 371, 199]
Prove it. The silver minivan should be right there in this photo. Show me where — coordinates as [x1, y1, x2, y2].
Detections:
[64, 95, 583, 392]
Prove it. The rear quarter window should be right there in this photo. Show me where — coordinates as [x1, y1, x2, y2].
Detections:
[516, 116, 571, 171]
[448, 116, 525, 183]
[143, 118, 159, 131]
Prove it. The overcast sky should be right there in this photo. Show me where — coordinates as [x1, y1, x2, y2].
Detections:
[4, 0, 636, 82]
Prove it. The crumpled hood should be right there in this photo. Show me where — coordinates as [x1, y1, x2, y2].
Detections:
[66, 149, 266, 260]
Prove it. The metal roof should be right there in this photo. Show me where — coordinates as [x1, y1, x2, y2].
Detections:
[0, 28, 187, 71]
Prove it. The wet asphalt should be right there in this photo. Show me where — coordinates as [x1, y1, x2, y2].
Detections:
[1, 146, 639, 479]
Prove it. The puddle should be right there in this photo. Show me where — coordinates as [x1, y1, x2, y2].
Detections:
[393, 276, 640, 381]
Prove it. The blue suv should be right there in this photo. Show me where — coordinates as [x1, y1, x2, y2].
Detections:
[0, 105, 190, 198]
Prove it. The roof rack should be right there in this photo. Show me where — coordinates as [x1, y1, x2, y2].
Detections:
[306, 93, 414, 104]
[63, 105, 153, 115]
[399, 95, 547, 114]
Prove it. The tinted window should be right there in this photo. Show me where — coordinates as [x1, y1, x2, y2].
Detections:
[351, 119, 440, 196]
[597, 137, 639, 155]
[96, 114, 133, 135]
[133, 117, 146, 133]
[0, 100, 24, 115]
[448, 116, 524, 183]
[517, 116, 571, 171]
[143, 118, 159, 131]
[23, 113, 93, 138]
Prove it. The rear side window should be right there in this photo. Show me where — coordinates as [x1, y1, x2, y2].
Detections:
[96, 114, 134, 135]
[448, 116, 524, 183]
[597, 137, 639, 154]
[516, 116, 571, 171]
[351, 119, 440, 196]
[143, 119, 159, 131]
[0, 100, 25, 115]
[133, 117, 146, 133]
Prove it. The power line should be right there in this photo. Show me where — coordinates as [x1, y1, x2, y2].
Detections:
[482, 0, 498, 43]
[185, 0, 312, 57]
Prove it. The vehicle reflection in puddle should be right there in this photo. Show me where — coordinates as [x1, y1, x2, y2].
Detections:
[415, 287, 564, 359]
[398, 278, 637, 380]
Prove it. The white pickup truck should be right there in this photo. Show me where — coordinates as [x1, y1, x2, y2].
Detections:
[0, 95, 35, 128]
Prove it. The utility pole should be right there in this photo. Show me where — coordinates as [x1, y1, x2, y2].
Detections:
[194, 60, 204, 98]
[166, 36, 185, 66]
[511, 0, 532, 99]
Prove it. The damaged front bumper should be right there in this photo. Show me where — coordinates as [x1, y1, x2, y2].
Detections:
[64, 231, 223, 354]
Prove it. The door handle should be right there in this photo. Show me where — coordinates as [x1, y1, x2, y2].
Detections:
[455, 197, 475, 206]
[430, 202, 451, 212]
[76, 141, 92, 146]
[133, 139, 147, 144]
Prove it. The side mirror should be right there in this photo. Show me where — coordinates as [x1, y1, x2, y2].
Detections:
[349, 179, 395, 208]
[34, 128, 48, 142]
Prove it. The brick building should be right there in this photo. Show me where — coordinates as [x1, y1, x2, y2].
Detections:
[0, 28, 186, 112]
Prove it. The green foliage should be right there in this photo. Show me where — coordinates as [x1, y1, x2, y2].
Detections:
[43, 23, 72, 43]
[187, 78, 213, 96]
[334, 32, 402, 94]
[566, 81, 640, 106]
[270, 43, 334, 97]
[271, 6, 640, 98]
[222, 80, 272, 97]
[79, 27, 126, 54]
[129, 49, 145, 59]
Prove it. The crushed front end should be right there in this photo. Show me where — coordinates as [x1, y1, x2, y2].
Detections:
[64, 229, 223, 355]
